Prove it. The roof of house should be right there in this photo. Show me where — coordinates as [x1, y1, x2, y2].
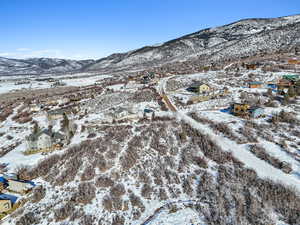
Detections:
[47, 109, 66, 116]
[190, 82, 210, 88]
[233, 103, 249, 106]
[0, 194, 18, 204]
[0, 177, 8, 186]
[279, 79, 292, 83]
[26, 128, 64, 142]
[249, 107, 264, 112]
[248, 81, 263, 85]
[283, 74, 299, 80]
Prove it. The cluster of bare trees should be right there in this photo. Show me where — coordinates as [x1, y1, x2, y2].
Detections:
[12, 119, 300, 225]
[249, 145, 292, 173]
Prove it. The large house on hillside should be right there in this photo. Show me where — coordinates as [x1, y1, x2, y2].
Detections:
[25, 128, 65, 150]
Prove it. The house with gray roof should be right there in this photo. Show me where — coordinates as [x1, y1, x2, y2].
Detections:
[25, 128, 65, 151]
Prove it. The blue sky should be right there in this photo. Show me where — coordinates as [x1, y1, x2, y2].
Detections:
[0, 0, 299, 59]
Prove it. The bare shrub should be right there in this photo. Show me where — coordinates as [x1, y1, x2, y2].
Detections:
[150, 135, 168, 155]
[210, 122, 238, 141]
[278, 110, 299, 124]
[250, 145, 292, 173]
[254, 179, 300, 224]
[193, 156, 208, 168]
[120, 146, 139, 171]
[188, 112, 212, 124]
[72, 182, 95, 204]
[182, 122, 233, 164]
[141, 184, 153, 199]
[54, 203, 74, 221]
[270, 110, 299, 125]
[15, 165, 34, 180]
[0, 107, 13, 122]
[69, 209, 84, 221]
[182, 177, 194, 196]
[31, 186, 46, 203]
[12, 111, 32, 124]
[79, 214, 95, 225]
[81, 165, 95, 181]
[102, 195, 113, 212]
[197, 171, 215, 194]
[158, 188, 168, 201]
[110, 183, 126, 199]
[57, 156, 82, 186]
[152, 168, 164, 186]
[239, 126, 257, 143]
[95, 176, 114, 188]
[129, 193, 145, 212]
[93, 154, 109, 172]
[112, 215, 125, 225]
[30, 154, 61, 179]
[16, 212, 40, 225]
[111, 197, 123, 211]
[138, 171, 150, 184]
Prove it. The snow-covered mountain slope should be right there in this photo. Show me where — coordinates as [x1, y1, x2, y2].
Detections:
[86, 14, 300, 71]
[0, 57, 95, 75]
[1, 14, 300, 76]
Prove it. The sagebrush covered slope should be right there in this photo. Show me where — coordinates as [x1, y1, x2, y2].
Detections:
[10, 119, 300, 225]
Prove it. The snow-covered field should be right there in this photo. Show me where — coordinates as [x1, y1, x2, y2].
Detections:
[0, 74, 111, 94]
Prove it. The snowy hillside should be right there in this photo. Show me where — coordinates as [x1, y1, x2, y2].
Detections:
[86, 14, 300, 72]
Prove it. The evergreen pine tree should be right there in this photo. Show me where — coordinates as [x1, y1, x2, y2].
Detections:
[283, 94, 290, 105]
[33, 121, 39, 134]
[288, 86, 296, 97]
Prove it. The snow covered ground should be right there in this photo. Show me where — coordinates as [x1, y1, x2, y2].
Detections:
[0, 74, 111, 94]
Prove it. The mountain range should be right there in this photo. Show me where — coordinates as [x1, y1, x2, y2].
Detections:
[1, 14, 300, 76]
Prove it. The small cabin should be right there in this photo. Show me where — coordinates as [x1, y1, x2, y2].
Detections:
[232, 103, 250, 116]
[187, 82, 211, 94]
[282, 75, 300, 82]
[248, 81, 263, 88]
[245, 64, 257, 70]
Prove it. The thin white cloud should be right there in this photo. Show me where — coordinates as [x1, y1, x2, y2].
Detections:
[16, 48, 31, 51]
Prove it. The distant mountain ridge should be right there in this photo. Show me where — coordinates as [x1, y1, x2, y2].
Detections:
[0, 57, 95, 76]
[1, 14, 300, 75]
[86, 14, 300, 72]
